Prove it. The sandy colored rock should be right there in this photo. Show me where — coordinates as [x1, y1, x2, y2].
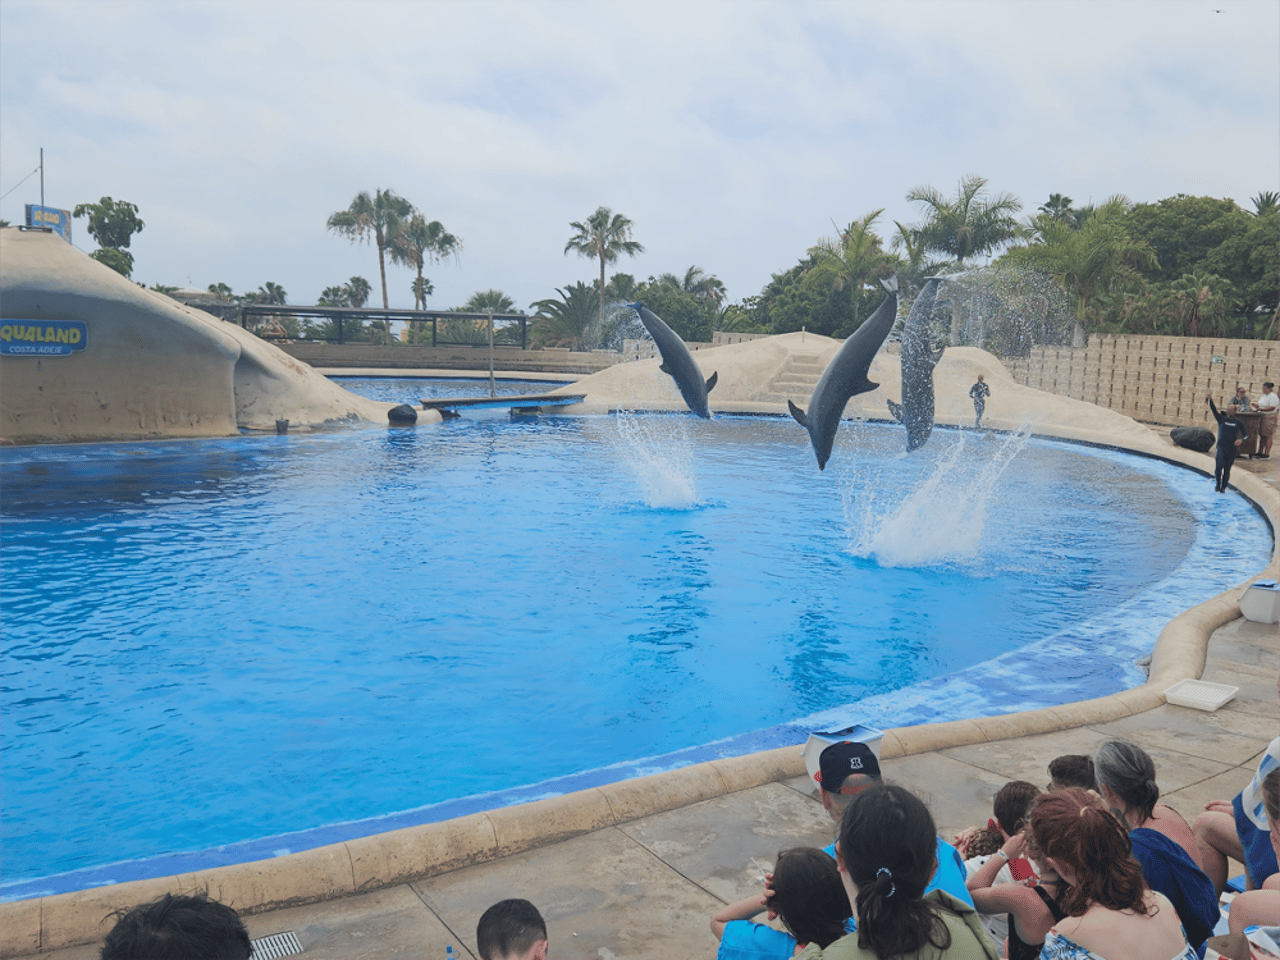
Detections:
[0, 229, 405, 443]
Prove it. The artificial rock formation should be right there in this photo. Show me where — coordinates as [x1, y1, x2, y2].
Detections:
[0, 228, 397, 444]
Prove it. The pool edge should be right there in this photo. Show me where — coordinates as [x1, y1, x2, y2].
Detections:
[4, 425, 1276, 958]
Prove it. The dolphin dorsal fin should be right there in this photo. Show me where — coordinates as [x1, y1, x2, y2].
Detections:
[705, 371, 718, 393]
[787, 399, 808, 429]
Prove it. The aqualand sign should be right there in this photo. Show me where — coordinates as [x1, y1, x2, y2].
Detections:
[1, 320, 88, 356]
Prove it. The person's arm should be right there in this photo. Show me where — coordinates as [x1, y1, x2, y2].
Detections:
[1208, 395, 1225, 423]
[967, 832, 1025, 890]
[711, 892, 768, 941]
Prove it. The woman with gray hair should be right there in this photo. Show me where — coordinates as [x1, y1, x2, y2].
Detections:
[1093, 740, 1200, 865]
[1092, 740, 1219, 954]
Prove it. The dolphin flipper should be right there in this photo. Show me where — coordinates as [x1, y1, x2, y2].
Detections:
[706, 371, 718, 394]
[931, 345, 945, 366]
[787, 399, 809, 429]
[887, 398, 904, 423]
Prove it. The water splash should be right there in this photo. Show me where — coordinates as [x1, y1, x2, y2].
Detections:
[611, 410, 697, 508]
[847, 425, 1032, 567]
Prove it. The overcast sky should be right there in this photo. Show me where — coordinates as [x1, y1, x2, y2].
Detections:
[2, 0, 1276, 313]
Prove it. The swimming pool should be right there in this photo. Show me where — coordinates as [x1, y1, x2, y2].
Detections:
[0, 382, 1271, 897]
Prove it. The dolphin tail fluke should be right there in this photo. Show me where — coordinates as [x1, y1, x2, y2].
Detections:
[880, 273, 899, 294]
[886, 398, 904, 423]
[705, 371, 718, 394]
[787, 399, 809, 429]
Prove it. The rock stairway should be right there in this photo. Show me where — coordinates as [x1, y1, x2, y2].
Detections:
[759, 354, 823, 404]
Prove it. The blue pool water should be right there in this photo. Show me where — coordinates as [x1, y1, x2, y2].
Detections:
[0, 380, 1272, 898]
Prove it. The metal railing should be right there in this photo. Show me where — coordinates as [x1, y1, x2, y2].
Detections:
[236, 306, 530, 349]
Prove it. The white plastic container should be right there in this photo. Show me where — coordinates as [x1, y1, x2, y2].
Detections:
[1239, 581, 1280, 624]
[1164, 679, 1239, 712]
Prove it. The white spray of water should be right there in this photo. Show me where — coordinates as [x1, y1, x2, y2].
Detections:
[611, 410, 698, 509]
[848, 425, 1032, 568]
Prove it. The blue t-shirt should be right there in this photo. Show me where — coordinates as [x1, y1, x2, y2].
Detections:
[716, 918, 797, 960]
[823, 836, 973, 931]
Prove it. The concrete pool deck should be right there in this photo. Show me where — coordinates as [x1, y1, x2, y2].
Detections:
[5, 367, 1278, 958]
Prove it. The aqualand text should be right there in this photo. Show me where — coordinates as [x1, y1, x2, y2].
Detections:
[0, 321, 87, 356]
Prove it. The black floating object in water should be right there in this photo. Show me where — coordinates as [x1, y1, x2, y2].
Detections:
[631, 302, 718, 419]
[1170, 426, 1214, 452]
[388, 404, 418, 425]
[788, 275, 898, 470]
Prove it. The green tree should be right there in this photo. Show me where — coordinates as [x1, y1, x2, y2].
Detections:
[1003, 196, 1156, 345]
[244, 281, 287, 305]
[634, 274, 718, 343]
[326, 189, 413, 324]
[318, 285, 349, 307]
[345, 276, 371, 308]
[73, 197, 145, 277]
[904, 175, 1023, 266]
[462, 289, 516, 312]
[391, 213, 459, 310]
[530, 282, 599, 350]
[1251, 191, 1279, 216]
[207, 282, 236, 301]
[564, 206, 644, 327]
[1038, 193, 1078, 225]
[805, 210, 897, 332]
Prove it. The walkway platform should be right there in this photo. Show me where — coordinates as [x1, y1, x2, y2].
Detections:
[35, 616, 1278, 960]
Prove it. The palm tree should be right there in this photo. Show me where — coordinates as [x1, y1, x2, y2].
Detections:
[391, 213, 460, 310]
[905, 175, 1023, 266]
[564, 206, 644, 326]
[530, 282, 598, 351]
[806, 210, 897, 294]
[1004, 196, 1157, 346]
[462, 290, 516, 312]
[1251, 191, 1279, 216]
[1038, 193, 1078, 225]
[678, 265, 727, 306]
[346, 276, 371, 309]
[326, 189, 414, 330]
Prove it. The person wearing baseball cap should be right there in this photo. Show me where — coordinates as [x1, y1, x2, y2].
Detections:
[813, 740, 974, 927]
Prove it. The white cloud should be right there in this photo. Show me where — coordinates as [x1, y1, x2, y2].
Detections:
[2, 0, 1276, 310]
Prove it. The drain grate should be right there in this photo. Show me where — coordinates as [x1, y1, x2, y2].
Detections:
[250, 931, 303, 959]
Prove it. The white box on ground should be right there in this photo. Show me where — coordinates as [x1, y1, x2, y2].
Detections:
[1239, 580, 1280, 624]
[801, 725, 884, 789]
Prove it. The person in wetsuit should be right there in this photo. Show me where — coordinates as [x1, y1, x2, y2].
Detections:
[1207, 394, 1248, 493]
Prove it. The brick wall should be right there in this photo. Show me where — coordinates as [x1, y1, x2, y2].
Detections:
[1004, 335, 1278, 428]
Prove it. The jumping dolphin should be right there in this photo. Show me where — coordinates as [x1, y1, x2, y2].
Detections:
[788, 275, 898, 470]
[632, 303, 718, 419]
[892, 276, 946, 451]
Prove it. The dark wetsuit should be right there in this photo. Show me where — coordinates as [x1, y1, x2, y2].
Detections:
[1209, 398, 1248, 492]
[1007, 885, 1067, 960]
[970, 380, 991, 427]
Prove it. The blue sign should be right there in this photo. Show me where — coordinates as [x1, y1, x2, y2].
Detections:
[0, 320, 88, 356]
[24, 204, 72, 241]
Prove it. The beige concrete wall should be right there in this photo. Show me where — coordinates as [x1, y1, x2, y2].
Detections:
[0, 230, 394, 444]
[277, 342, 619, 375]
[1004, 334, 1278, 428]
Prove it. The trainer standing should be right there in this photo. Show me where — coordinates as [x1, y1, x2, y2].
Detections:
[969, 374, 991, 428]
[1207, 394, 1248, 493]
